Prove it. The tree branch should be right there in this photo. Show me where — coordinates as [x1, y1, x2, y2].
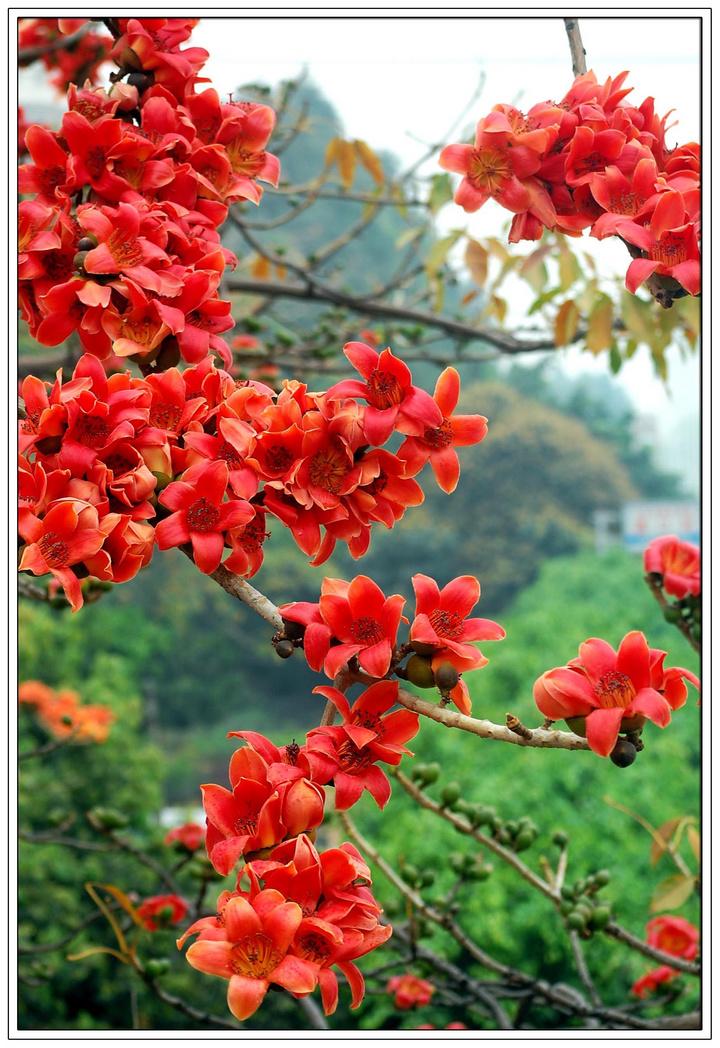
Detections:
[563, 19, 588, 77]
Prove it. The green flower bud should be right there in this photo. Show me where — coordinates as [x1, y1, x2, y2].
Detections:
[514, 829, 535, 852]
[145, 958, 171, 978]
[87, 806, 129, 831]
[552, 830, 569, 848]
[566, 912, 586, 931]
[405, 654, 436, 689]
[589, 906, 612, 930]
[440, 782, 462, 807]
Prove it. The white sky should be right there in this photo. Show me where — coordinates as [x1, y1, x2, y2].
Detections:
[19, 15, 701, 479]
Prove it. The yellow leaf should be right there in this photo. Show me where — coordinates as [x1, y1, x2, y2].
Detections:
[96, 882, 144, 928]
[425, 231, 462, 279]
[354, 139, 384, 185]
[586, 296, 614, 354]
[461, 289, 479, 306]
[558, 246, 581, 290]
[336, 139, 356, 189]
[68, 945, 130, 964]
[324, 136, 341, 168]
[464, 238, 488, 287]
[486, 295, 507, 324]
[649, 873, 695, 913]
[687, 825, 700, 861]
[251, 255, 271, 280]
[650, 817, 684, 865]
[554, 301, 580, 346]
[274, 263, 287, 281]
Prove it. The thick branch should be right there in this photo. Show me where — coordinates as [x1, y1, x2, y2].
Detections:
[396, 688, 589, 750]
[226, 277, 568, 355]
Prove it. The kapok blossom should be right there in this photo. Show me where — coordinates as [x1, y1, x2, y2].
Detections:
[396, 367, 488, 494]
[307, 680, 420, 810]
[280, 575, 406, 680]
[631, 916, 699, 997]
[164, 822, 205, 852]
[326, 342, 442, 446]
[387, 973, 435, 1010]
[410, 573, 505, 714]
[137, 894, 189, 931]
[644, 534, 700, 600]
[533, 631, 699, 757]
[182, 890, 315, 1021]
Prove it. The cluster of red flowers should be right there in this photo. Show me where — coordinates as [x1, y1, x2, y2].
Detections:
[19, 679, 114, 743]
[18, 347, 487, 610]
[440, 70, 700, 296]
[280, 571, 504, 714]
[631, 916, 699, 997]
[19, 19, 113, 93]
[19, 16, 278, 369]
[179, 833, 391, 1020]
[644, 534, 700, 600]
[200, 680, 419, 876]
[533, 630, 699, 758]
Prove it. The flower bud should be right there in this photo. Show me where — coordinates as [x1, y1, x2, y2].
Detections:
[552, 830, 569, 848]
[423, 762, 441, 784]
[589, 906, 612, 930]
[434, 662, 459, 692]
[274, 639, 294, 659]
[73, 251, 88, 272]
[610, 738, 637, 767]
[145, 958, 171, 978]
[87, 806, 129, 831]
[405, 654, 436, 689]
[514, 829, 535, 852]
[440, 782, 461, 808]
[566, 911, 586, 931]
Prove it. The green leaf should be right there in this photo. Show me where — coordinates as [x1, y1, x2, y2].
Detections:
[428, 173, 453, 214]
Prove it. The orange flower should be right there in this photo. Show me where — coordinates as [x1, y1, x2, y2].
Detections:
[644, 534, 700, 599]
[387, 973, 435, 1009]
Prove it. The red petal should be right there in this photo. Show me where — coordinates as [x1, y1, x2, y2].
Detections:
[227, 974, 268, 1021]
[585, 707, 625, 757]
[434, 367, 460, 415]
[440, 575, 479, 617]
[630, 688, 671, 728]
[617, 631, 651, 690]
[185, 940, 233, 979]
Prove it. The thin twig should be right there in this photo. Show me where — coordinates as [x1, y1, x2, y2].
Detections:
[563, 18, 588, 77]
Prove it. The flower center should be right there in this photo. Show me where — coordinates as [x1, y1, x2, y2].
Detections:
[350, 617, 384, 645]
[39, 532, 70, 568]
[107, 229, 144, 268]
[230, 933, 281, 978]
[337, 739, 373, 771]
[40, 167, 65, 195]
[44, 251, 74, 280]
[104, 452, 134, 475]
[295, 933, 332, 964]
[429, 608, 465, 639]
[469, 148, 511, 190]
[309, 443, 348, 494]
[218, 441, 241, 469]
[149, 402, 182, 430]
[264, 444, 294, 474]
[119, 312, 160, 348]
[226, 142, 265, 176]
[608, 191, 641, 215]
[365, 470, 388, 496]
[594, 671, 635, 709]
[422, 419, 453, 449]
[186, 497, 220, 532]
[233, 814, 258, 836]
[74, 414, 110, 447]
[84, 146, 106, 180]
[649, 232, 689, 267]
[367, 368, 403, 410]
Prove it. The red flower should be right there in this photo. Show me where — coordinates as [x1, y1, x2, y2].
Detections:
[155, 460, 254, 574]
[618, 190, 700, 296]
[18, 498, 108, 612]
[410, 573, 505, 670]
[589, 158, 661, 238]
[164, 822, 205, 852]
[387, 973, 435, 1010]
[318, 575, 406, 679]
[644, 535, 700, 599]
[181, 889, 316, 1022]
[397, 367, 488, 493]
[308, 680, 420, 810]
[439, 114, 555, 225]
[326, 342, 441, 446]
[632, 916, 699, 997]
[533, 631, 699, 757]
[201, 744, 325, 876]
[137, 894, 189, 931]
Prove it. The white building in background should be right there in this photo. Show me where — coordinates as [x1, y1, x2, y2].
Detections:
[594, 501, 700, 554]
